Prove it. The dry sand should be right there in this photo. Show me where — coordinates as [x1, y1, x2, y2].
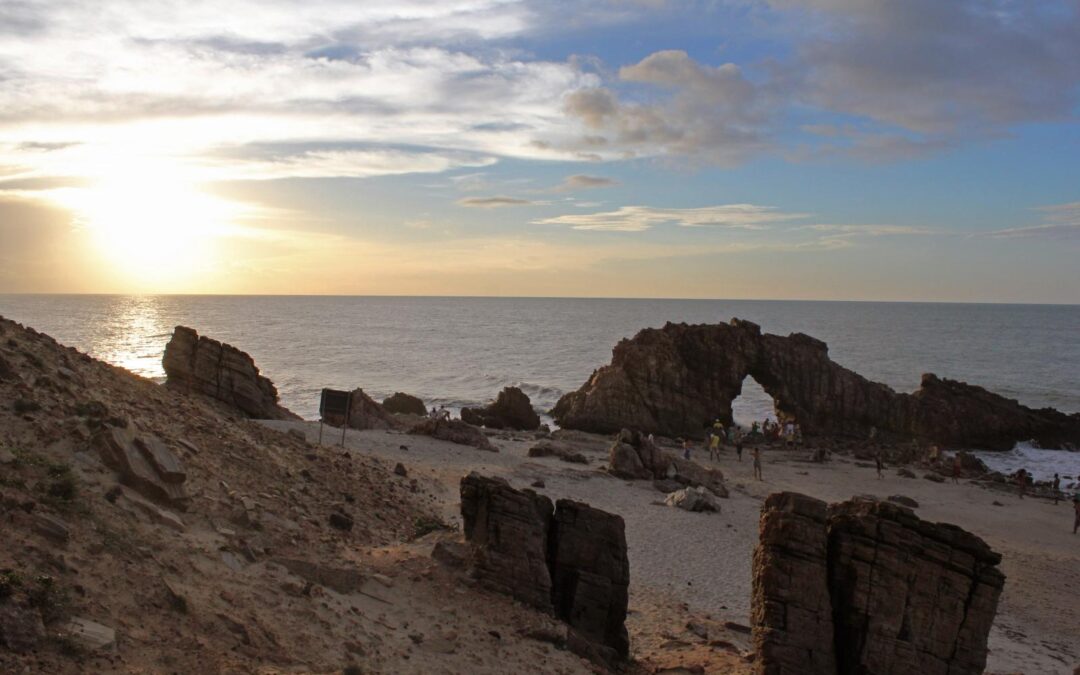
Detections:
[263, 420, 1080, 675]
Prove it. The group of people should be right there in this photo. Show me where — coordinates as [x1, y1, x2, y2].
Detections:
[750, 418, 803, 447]
[682, 419, 762, 480]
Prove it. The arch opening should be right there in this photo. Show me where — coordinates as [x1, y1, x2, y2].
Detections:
[731, 375, 779, 429]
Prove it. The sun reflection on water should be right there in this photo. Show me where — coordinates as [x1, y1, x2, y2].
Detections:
[88, 296, 171, 380]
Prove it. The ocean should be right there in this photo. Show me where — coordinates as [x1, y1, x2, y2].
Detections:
[2, 295, 1078, 481]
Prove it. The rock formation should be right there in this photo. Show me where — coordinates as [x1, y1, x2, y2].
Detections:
[608, 429, 727, 496]
[409, 418, 496, 451]
[461, 386, 541, 431]
[382, 392, 427, 416]
[322, 388, 400, 431]
[527, 440, 588, 464]
[162, 326, 296, 420]
[553, 319, 1080, 450]
[460, 473, 629, 663]
[93, 425, 189, 511]
[752, 492, 1005, 675]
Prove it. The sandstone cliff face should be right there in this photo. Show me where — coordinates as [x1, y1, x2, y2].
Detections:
[553, 319, 1080, 450]
[460, 473, 630, 663]
[752, 492, 1005, 675]
[461, 386, 541, 431]
[162, 326, 296, 420]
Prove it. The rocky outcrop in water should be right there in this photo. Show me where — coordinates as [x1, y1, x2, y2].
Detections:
[381, 392, 427, 416]
[752, 492, 1004, 675]
[460, 473, 629, 664]
[553, 319, 1080, 450]
[162, 326, 296, 420]
[461, 386, 541, 431]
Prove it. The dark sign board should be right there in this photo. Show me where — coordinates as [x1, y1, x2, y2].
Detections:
[319, 389, 352, 417]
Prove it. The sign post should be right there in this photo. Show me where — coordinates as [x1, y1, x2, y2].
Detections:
[319, 388, 353, 448]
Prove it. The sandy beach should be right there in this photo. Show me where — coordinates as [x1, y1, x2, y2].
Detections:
[262, 420, 1080, 674]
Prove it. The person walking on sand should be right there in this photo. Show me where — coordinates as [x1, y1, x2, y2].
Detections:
[952, 454, 962, 484]
[735, 433, 744, 462]
[709, 430, 721, 461]
[753, 447, 763, 480]
[681, 438, 692, 461]
[874, 450, 883, 479]
[1015, 470, 1026, 499]
[1052, 474, 1060, 504]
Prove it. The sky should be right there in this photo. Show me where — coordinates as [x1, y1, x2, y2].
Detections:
[0, 0, 1078, 302]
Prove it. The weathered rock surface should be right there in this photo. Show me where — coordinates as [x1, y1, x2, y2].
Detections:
[381, 392, 427, 416]
[93, 426, 189, 510]
[409, 418, 496, 451]
[553, 319, 1080, 450]
[162, 326, 296, 420]
[273, 558, 365, 594]
[0, 603, 46, 653]
[461, 386, 541, 431]
[752, 492, 1004, 675]
[460, 473, 554, 611]
[550, 499, 630, 661]
[460, 473, 630, 663]
[322, 388, 401, 431]
[664, 486, 719, 512]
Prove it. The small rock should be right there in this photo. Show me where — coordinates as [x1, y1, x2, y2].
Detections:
[530, 479, 546, 488]
[0, 603, 46, 652]
[370, 573, 394, 588]
[923, 472, 945, 483]
[329, 512, 354, 531]
[686, 620, 709, 640]
[33, 513, 71, 543]
[896, 468, 917, 478]
[724, 621, 752, 634]
[888, 495, 919, 508]
[0, 447, 15, 464]
[394, 463, 408, 477]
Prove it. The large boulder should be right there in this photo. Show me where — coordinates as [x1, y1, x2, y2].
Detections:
[460, 473, 555, 611]
[461, 386, 541, 431]
[607, 428, 727, 496]
[460, 474, 630, 664]
[162, 326, 296, 420]
[553, 319, 1080, 450]
[382, 392, 427, 416]
[409, 418, 496, 451]
[752, 492, 1005, 675]
[550, 499, 630, 662]
[664, 486, 719, 513]
[93, 426, 189, 510]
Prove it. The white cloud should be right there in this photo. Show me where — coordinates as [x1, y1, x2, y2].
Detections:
[535, 203, 808, 231]
[457, 196, 536, 208]
[551, 174, 619, 192]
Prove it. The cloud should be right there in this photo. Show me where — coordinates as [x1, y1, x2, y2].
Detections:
[803, 224, 936, 236]
[536, 203, 809, 232]
[457, 196, 535, 208]
[987, 202, 1080, 240]
[551, 174, 619, 192]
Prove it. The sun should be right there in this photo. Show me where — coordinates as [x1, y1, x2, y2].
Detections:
[55, 161, 245, 289]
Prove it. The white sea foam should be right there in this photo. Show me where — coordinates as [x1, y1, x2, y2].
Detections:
[973, 442, 1080, 488]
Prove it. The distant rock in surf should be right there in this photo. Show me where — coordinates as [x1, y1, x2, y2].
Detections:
[553, 318, 1080, 451]
[461, 386, 541, 431]
[382, 391, 427, 416]
[162, 326, 297, 420]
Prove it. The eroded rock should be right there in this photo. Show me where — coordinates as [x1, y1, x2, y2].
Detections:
[553, 319, 1080, 450]
[322, 388, 401, 431]
[162, 326, 296, 420]
[409, 418, 496, 451]
[382, 392, 427, 416]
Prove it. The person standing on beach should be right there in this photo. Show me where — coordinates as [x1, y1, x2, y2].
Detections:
[1015, 470, 1026, 499]
[1073, 495, 1080, 534]
[682, 438, 692, 460]
[952, 455, 962, 484]
[709, 430, 721, 461]
[1052, 474, 1060, 504]
[735, 434, 744, 462]
[874, 449, 884, 479]
[753, 447, 763, 480]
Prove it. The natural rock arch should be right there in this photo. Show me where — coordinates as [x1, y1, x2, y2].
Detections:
[552, 319, 1080, 450]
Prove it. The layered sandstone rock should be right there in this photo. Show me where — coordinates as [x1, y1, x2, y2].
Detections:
[382, 392, 427, 416]
[752, 492, 1005, 675]
[93, 426, 189, 510]
[460, 474, 630, 663]
[553, 319, 1080, 450]
[461, 386, 541, 431]
[162, 326, 296, 420]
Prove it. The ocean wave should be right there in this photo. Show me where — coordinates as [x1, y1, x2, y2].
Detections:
[974, 442, 1080, 486]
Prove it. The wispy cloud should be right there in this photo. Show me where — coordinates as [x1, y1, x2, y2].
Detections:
[987, 202, 1080, 240]
[551, 174, 619, 192]
[536, 204, 809, 232]
[457, 196, 535, 208]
